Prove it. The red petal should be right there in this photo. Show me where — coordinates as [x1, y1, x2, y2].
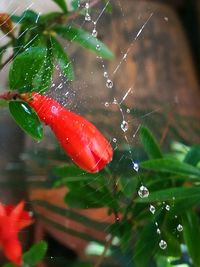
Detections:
[2, 238, 22, 266]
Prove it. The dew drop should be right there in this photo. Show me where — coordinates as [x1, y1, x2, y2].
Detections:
[103, 71, 108, 78]
[126, 108, 130, 113]
[106, 79, 113, 88]
[92, 28, 98, 37]
[133, 162, 139, 172]
[149, 204, 156, 214]
[121, 120, 129, 132]
[96, 44, 101, 50]
[104, 102, 109, 107]
[113, 98, 118, 104]
[157, 228, 161, 235]
[138, 185, 149, 198]
[85, 2, 89, 8]
[113, 138, 117, 143]
[159, 240, 167, 250]
[165, 205, 170, 211]
[85, 13, 91, 21]
[177, 224, 183, 232]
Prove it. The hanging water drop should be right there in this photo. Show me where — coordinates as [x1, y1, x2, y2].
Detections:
[177, 224, 183, 232]
[106, 79, 113, 88]
[157, 228, 161, 235]
[113, 138, 117, 143]
[165, 204, 170, 211]
[121, 120, 129, 132]
[149, 204, 156, 214]
[85, 13, 91, 21]
[159, 240, 167, 250]
[92, 28, 98, 37]
[103, 71, 108, 78]
[138, 185, 149, 198]
[126, 108, 130, 113]
[133, 162, 139, 172]
[96, 44, 101, 50]
[104, 102, 109, 107]
[85, 2, 89, 8]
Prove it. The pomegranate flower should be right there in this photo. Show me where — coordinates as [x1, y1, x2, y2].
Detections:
[0, 201, 33, 265]
[22, 92, 113, 173]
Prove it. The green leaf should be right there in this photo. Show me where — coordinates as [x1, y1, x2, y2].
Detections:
[139, 126, 162, 159]
[184, 145, 200, 166]
[23, 240, 48, 266]
[52, 0, 68, 13]
[33, 44, 54, 92]
[71, 0, 80, 11]
[50, 36, 74, 81]
[182, 211, 200, 267]
[103, 0, 113, 14]
[53, 25, 114, 59]
[39, 12, 63, 24]
[136, 186, 200, 203]
[2, 263, 15, 267]
[9, 101, 43, 141]
[9, 47, 47, 92]
[11, 10, 39, 24]
[141, 158, 200, 178]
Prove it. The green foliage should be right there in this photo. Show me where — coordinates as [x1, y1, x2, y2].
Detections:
[3, 241, 48, 267]
[52, 0, 68, 13]
[9, 100, 43, 140]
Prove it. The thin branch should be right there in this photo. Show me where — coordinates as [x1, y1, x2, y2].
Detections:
[0, 53, 14, 71]
[0, 91, 19, 100]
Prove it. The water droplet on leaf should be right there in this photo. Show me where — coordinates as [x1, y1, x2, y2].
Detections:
[133, 162, 139, 172]
[149, 205, 156, 214]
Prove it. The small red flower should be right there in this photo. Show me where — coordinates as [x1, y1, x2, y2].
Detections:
[0, 201, 33, 265]
[22, 92, 113, 173]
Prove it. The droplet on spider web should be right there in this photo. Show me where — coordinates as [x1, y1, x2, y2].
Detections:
[165, 204, 170, 211]
[106, 79, 113, 88]
[96, 44, 101, 50]
[132, 162, 139, 172]
[85, 13, 91, 21]
[121, 120, 129, 132]
[103, 71, 108, 78]
[92, 28, 98, 37]
[104, 102, 109, 107]
[113, 138, 117, 143]
[149, 204, 156, 214]
[156, 228, 161, 234]
[177, 224, 183, 232]
[138, 185, 149, 198]
[159, 240, 167, 250]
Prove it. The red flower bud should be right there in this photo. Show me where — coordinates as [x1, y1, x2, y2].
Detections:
[22, 92, 113, 173]
[0, 201, 33, 265]
[0, 13, 14, 36]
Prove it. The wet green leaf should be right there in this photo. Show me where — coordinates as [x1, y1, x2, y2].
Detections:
[9, 47, 47, 92]
[50, 36, 74, 81]
[9, 101, 43, 141]
[53, 25, 114, 59]
[139, 126, 162, 159]
[11, 10, 39, 24]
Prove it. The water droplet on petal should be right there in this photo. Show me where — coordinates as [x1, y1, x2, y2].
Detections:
[138, 185, 149, 198]
[149, 205, 156, 214]
[121, 120, 129, 132]
[106, 79, 113, 88]
[177, 224, 183, 232]
[159, 240, 167, 250]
